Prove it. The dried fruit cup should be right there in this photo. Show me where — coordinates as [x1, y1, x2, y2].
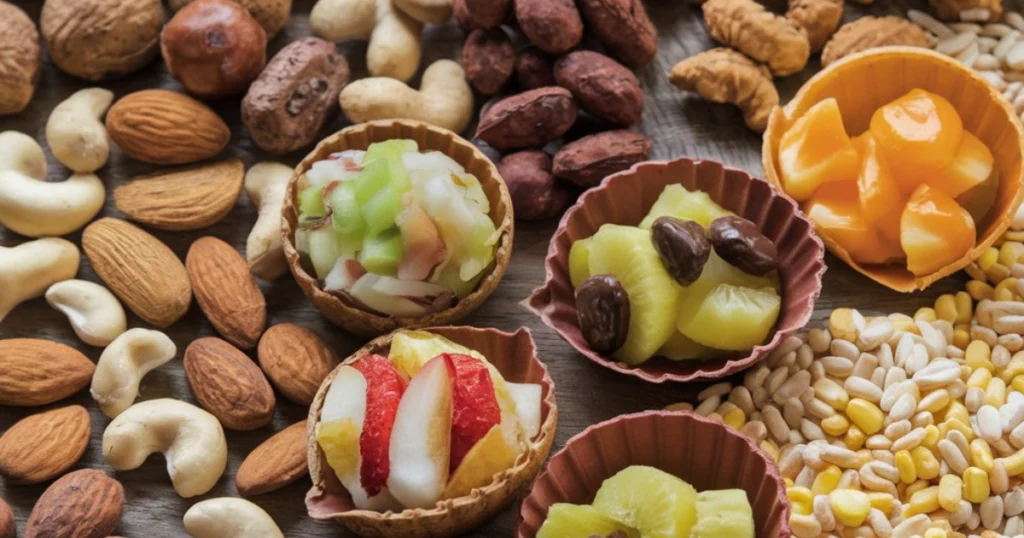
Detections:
[306, 325, 557, 538]
[763, 47, 1024, 292]
[283, 120, 514, 337]
[526, 158, 825, 383]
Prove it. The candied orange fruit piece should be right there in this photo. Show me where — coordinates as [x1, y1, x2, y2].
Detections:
[851, 132, 872, 158]
[857, 134, 904, 245]
[779, 98, 861, 201]
[930, 131, 995, 199]
[805, 182, 904, 265]
[901, 183, 976, 277]
[870, 89, 963, 184]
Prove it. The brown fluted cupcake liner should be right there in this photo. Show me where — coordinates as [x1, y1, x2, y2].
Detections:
[525, 158, 826, 383]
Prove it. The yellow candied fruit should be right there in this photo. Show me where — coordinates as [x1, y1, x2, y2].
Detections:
[813, 465, 843, 497]
[846, 398, 884, 435]
[967, 280, 994, 301]
[829, 489, 872, 527]
[914, 307, 938, 322]
[934, 294, 958, 322]
[906, 485, 940, 516]
[821, 414, 851, 437]
[954, 291, 973, 324]
[1013, 375, 1024, 394]
[985, 378, 1007, 407]
[845, 425, 866, 450]
[867, 492, 895, 514]
[938, 474, 963, 512]
[722, 407, 746, 430]
[968, 363, 994, 385]
[896, 450, 917, 484]
[971, 439, 995, 472]
[963, 467, 991, 503]
[787, 486, 813, 515]
[978, 247, 1000, 271]
[922, 425, 941, 449]
[912, 446, 940, 481]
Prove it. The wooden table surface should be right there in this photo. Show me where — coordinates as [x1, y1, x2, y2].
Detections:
[0, 0, 992, 535]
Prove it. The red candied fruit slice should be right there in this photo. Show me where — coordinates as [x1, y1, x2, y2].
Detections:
[444, 353, 501, 473]
[353, 354, 407, 496]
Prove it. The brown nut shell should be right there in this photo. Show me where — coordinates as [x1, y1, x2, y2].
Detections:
[462, 28, 516, 96]
[283, 120, 514, 337]
[577, 0, 657, 67]
[515, 411, 790, 538]
[498, 151, 570, 221]
[0, 2, 41, 115]
[762, 47, 1024, 292]
[306, 326, 557, 538]
[0, 405, 90, 484]
[257, 323, 341, 405]
[553, 50, 644, 127]
[526, 158, 825, 383]
[183, 337, 276, 431]
[475, 87, 577, 151]
[186, 236, 267, 350]
[114, 159, 244, 231]
[105, 89, 231, 165]
[25, 469, 125, 538]
[514, 0, 583, 55]
[552, 130, 652, 188]
[0, 339, 96, 407]
[237, 421, 308, 496]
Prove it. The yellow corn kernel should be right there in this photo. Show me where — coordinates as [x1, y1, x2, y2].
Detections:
[915, 307, 938, 322]
[996, 277, 1020, 301]
[904, 479, 931, 500]
[1000, 242, 1024, 267]
[967, 364, 993, 387]
[961, 364, 973, 382]
[1013, 375, 1024, 394]
[920, 390, 952, 413]
[985, 377, 1007, 407]
[971, 439, 995, 472]
[846, 398, 884, 435]
[889, 313, 919, 334]
[845, 425, 866, 451]
[938, 474, 963, 512]
[943, 418, 976, 443]
[815, 377, 849, 411]
[922, 425, 941, 449]
[813, 465, 843, 497]
[912, 446, 940, 480]
[935, 294, 958, 322]
[829, 489, 871, 527]
[907, 485, 940, 516]
[829, 308, 859, 342]
[867, 492, 895, 514]
[954, 328, 971, 350]
[963, 467, 991, 503]
[1002, 355, 1024, 383]
[978, 246, 1000, 271]
[954, 291, 973, 324]
[895, 450, 917, 484]
[722, 407, 746, 430]
[945, 402, 970, 426]
[787, 486, 813, 516]
[821, 414, 850, 437]
[924, 529, 948, 538]
[760, 440, 780, 461]
[967, 280, 995, 301]
[665, 402, 694, 412]
[1003, 449, 1024, 476]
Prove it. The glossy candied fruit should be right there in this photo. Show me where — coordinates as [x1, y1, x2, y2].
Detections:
[592, 465, 697, 538]
[856, 134, 905, 245]
[930, 131, 995, 199]
[869, 89, 963, 177]
[778, 98, 861, 201]
[901, 183, 977, 277]
[684, 284, 780, 351]
[805, 182, 904, 265]
[639, 184, 733, 229]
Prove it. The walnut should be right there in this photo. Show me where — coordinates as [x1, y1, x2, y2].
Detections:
[929, 0, 1001, 21]
[786, 0, 843, 52]
[669, 48, 779, 132]
[41, 0, 164, 81]
[0, 1, 41, 115]
[702, 0, 810, 77]
[821, 16, 932, 68]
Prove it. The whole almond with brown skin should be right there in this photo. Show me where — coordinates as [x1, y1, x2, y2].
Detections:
[186, 236, 267, 349]
[0, 339, 95, 406]
[83, 218, 193, 328]
[236, 420, 308, 496]
[0, 405, 90, 483]
[0, 497, 13, 538]
[257, 323, 340, 405]
[184, 337, 275, 430]
[114, 159, 244, 231]
[25, 469, 124, 538]
[105, 89, 230, 165]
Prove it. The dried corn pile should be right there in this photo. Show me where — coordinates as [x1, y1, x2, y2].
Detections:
[674, 207, 1024, 536]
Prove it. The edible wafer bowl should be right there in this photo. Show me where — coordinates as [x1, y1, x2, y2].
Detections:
[525, 158, 826, 383]
[282, 119, 515, 337]
[762, 47, 1024, 292]
[305, 325, 557, 538]
[515, 410, 790, 538]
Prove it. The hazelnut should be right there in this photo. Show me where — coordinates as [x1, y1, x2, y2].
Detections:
[161, 0, 268, 99]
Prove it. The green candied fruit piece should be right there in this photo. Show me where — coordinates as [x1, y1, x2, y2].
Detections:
[569, 237, 592, 288]
[330, 181, 364, 236]
[691, 489, 754, 538]
[299, 185, 326, 218]
[353, 158, 393, 204]
[363, 184, 406, 237]
[359, 228, 404, 276]
[352, 158, 413, 237]
[363, 139, 418, 164]
[307, 226, 340, 279]
[639, 184, 733, 229]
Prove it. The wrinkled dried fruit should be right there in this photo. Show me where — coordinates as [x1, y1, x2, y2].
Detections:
[0, 2, 41, 115]
[786, 0, 843, 52]
[821, 16, 931, 67]
[670, 48, 779, 132]
[709, 216, 779, 276]
[651, 217, 711, 286]
[702, 0, 810, 76]
[575, 274, 631, 353]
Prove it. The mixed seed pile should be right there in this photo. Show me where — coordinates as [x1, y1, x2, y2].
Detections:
[676, 207, 1024, 537]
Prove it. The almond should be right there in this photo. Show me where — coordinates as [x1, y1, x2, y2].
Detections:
[257, 323, 340, 405]
[82, 218, 192, 328]
[25, 469, 124, 538]
[0, 339, 95, 406]
[105, 89, 230, 165]
[0, 405, 90, 483]
[184, 337, 275, 431]
[236, 420, 308, 496]
[113, 159, 245, 231]
[0, 497, 13, 538]
[186, 236, 267, 349]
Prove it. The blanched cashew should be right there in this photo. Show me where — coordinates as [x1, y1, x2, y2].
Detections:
[0, 130, 105, 237]
[183, 498, 284, 538]
[0, 238, 80, 323]
[46, 279, 127, 347]
[46, 88, 115, 173]
[102, 398, 228, 498]
[91, 329, 176, 417]
[310, 0, 423, 82]
[244, 162, 291, 281]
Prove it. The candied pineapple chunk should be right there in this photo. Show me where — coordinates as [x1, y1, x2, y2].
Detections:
[778, 98, 861, 201]
[901, 183, 976, 276]
[930, 131, 995, 199]
[870, 89, 963, 177]
[857, 134, 904, 245]
[692, 489, 755, 538]
[805, 182, 904, 265]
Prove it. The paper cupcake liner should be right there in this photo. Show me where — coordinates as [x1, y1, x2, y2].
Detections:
[305, 326, 557, 538]
[525, 158, 826, 383]
[763, 47, 1024, 292]
[515, 410, 790, 538]
[282, 119, 515, 337]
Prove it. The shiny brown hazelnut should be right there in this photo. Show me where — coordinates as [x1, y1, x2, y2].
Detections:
[161, 0, 268, 99]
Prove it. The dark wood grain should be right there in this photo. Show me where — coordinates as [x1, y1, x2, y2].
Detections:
[0, 0, 995, 536]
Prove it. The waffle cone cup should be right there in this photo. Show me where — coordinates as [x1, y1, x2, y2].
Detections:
[282, 120, 515, 337]
[515, 410, 790, 538]
[525, 158, 826, 383]
[305, 326, 558, 538]
[763, 47, 1024, 292]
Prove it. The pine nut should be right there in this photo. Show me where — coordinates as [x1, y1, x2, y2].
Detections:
[981, 494, 1004, 529]
[937, 32, 979, 55]
[813, 494, 836, 532]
